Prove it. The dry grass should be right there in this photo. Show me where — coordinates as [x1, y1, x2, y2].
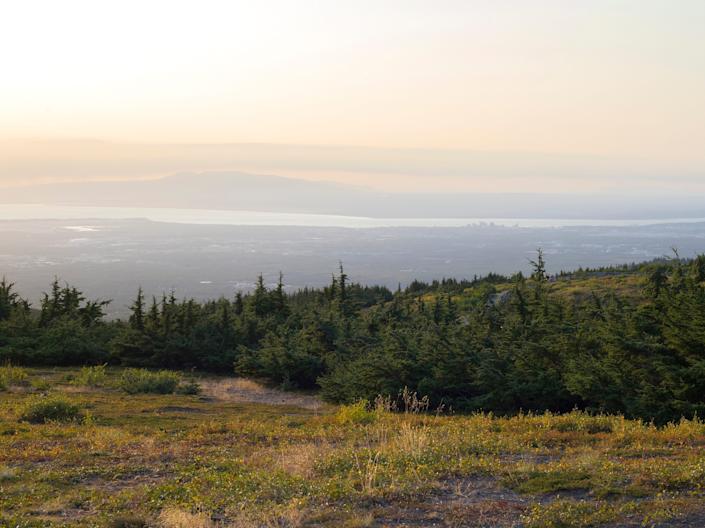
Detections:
[2, 368, 705, 527]
[389, 420, 431, 459]
[0, 466, 18, 482]
[258, 505, 306, 528]
[231, 377, 268, 394]
[353, 450, 382, 494]
[340, 513, 375, 528]
[200, 376, 325, 411]
[277, 443, 330, 479]
[243, 441, 331, 481]
[158, 507, 216, 528]
[228, 503, 307, 528]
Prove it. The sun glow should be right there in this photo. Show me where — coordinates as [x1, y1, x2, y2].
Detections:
[1, 1, 704, 191]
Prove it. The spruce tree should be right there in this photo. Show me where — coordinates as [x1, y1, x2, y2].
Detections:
[129, 287, 145, 331]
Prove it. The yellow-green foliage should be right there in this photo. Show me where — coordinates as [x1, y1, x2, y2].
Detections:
[19, 395, 82, 424]
[549, 273, 646, 304]
[74, 364, 108, 387]
[119, 368, 181, 394]
[522, 499, 630, 528]
[2, 368, 704, 527]
[542, 410, 615, 434]
[335, 400, 377, 425]
[0, 364, 28, 390]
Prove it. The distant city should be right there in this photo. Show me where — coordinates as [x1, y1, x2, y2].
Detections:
[2, 214, 704, 318]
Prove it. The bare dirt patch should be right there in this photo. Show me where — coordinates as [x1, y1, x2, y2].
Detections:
[84, 472, 167, 493]
[375, 477, 528, 527]
[199, 377, 326, 411]
[30, 507, 94, 523]
[154, 406, 204, 414]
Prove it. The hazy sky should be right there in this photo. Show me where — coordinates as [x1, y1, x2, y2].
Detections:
[2, 1, 704, 192]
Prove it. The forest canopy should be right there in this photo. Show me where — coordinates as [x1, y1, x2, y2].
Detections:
[2, 253, 705, 424]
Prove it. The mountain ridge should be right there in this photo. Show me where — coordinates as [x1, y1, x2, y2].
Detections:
[3, 171, 705, 220]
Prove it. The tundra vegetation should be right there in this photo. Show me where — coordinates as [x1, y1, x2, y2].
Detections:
[1, 367, 705, 527]
[2, 254, 705, 525]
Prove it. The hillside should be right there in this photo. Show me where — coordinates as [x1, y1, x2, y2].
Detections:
[3, 254, 705, 423]
[3, 257, 705, 526]
[2, 366, 705, 527]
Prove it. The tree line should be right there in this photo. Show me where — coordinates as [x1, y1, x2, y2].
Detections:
[2, 253, 705, 423]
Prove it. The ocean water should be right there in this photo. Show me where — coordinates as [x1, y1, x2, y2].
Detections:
[2, 203, 705, 229]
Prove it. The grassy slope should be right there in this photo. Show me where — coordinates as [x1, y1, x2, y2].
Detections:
[1, 368, 705, 528]
[547, 273, 647, 304]
[420, 269, 649, 311]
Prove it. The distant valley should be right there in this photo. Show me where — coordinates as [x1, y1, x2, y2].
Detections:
[2, 217, 704, 318]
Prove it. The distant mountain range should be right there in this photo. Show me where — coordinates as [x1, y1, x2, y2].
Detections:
[2, 171, 704, 219]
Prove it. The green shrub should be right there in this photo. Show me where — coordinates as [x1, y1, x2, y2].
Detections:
[522, 499, 623, 528]
[19, 396, 82, 424]
[176, 379, 201, 395]
[119, 369, 180, 394]
[512, 469, 592, 494]
[335, 400, 377, 425]
[0, 364, 29, 390]
[550, 412, 614, 434]
[74, 364, 108, 387]
[30, 377, 52, 391]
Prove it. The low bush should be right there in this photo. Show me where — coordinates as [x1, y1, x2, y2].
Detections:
[0, 364, 29, 390]
[19, 396, 82, 424]
[512, 469, 592, 494]
[119, 369, 181, 394]
[550, 412, 614, 434]
[521, 499, 630, 528]
[176, 379, 201, 395]
[74, 364, 108, 387]
[30, 377, 52, 391]
[335, 400, 376, 425]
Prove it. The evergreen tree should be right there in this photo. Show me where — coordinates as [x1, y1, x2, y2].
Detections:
[129, 287, 145, 331]
[234, 292, 244, 316]
[0, 277, 22, 321]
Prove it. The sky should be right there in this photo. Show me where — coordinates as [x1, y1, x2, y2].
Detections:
[1, 0, 704, 193]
